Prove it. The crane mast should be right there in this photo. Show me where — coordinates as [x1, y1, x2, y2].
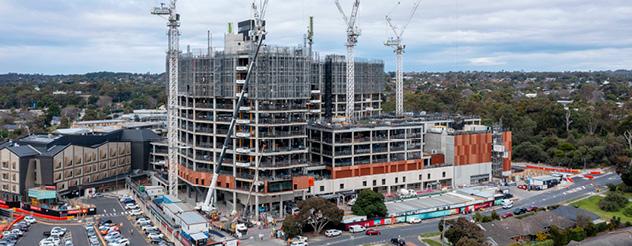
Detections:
[152, 0, 180, 197]
[385, 0, 421, 116]
[200, 0, 269, 213]
[335, 0, 360, 121]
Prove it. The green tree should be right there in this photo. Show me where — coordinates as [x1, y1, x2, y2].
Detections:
[599, 192, 629, 212]
[352, 189, 387, 218]
[567, 226, 586, 242]
[281, 215, 302, 238]
[548, 225, 569, 246]
[298, 197, 343, 234]
[444, 217, 484, 245]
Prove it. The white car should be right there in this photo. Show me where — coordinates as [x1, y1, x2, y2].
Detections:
[51, 227, 67, 237]
[108, 238, 130, 246]
[24, 216, 37, 224]
[105, 231, 122, 241]
[119, 195, 132, 202]
[11, 228, 23, 236]
[47, 236, 61, 245]
[408, 218, 422, 224]
[348, 225, 366, 233]
[290, 242, 308, 246]
[147, 233, 164, 240]
[129, 209, 143, 216]
[125, 203, 139, 210]
[324, 229, 342, 237]
[295, 236, 308, 242]
[39, 238, 56, 246]
[136, 218, 151, 224]
[141, 225, 157, 232]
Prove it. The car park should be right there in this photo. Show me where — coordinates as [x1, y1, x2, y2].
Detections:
[324, 229, 342, 237]
[365, 229, 381, 235]
[390, 238, 406, 246]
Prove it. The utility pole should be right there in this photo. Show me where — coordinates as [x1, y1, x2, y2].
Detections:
[335, 0, 360, 121]
[152, 0, 180, 197]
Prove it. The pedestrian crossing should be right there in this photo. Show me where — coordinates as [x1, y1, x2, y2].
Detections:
[97, 208, 133, 217]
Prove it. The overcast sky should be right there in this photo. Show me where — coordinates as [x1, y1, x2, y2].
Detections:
[1, 0, 631, 74]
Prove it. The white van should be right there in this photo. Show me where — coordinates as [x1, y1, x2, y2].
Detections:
[348, 225, 366, 233]
[502, 199, 513, 209]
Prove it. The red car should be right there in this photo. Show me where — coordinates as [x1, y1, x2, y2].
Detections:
[517, 185, 528, 190]
[501, 212, 514, 219]
[527, 206, 538, 212]
[365, 229, 381, 235]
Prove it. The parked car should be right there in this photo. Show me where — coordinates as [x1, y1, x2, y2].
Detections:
[24, 216, 36, 224]
[50, 227, 67, 237]
[513, 207, 528, 215]
[348, 225, 366, 233]
[125, 203, 139, 210]
[324, 229, 342, 237]
[502, 199, 514, 209]
[142, 225, 157, 232]
[129, 209, 143, 216]
[109, 238, 130, 246]
[145, 229, 161, 236]
[527, 206, 538, 212]
[295, 236, 308, 243]
[408, 218, 422, 224]
[390, 238, 406, 246]
[517, 185, 528, 190]
[365, 229, 381, 235]
[148, 233, 164, 240]
[9, 229, 22, 237]
[501, 212, 514, 218]
[289, 242, 308, 246]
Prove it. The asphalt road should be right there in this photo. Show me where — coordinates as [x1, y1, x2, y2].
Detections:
[311, 172, 622, 246]
[84, 196, 149, 246]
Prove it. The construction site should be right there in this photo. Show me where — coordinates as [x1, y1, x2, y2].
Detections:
[146, 0, 513, 244]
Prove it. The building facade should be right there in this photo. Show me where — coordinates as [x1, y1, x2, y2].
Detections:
[0, 128, 159, 202]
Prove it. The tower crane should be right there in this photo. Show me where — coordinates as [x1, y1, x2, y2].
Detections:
[385, 0, 421, 116]
[335, 0, 360, 121]
[151, 0, 180, 197]
[199, 0, 269, 213]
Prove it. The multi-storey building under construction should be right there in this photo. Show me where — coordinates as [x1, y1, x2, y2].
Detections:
[172, 19, 510, 218]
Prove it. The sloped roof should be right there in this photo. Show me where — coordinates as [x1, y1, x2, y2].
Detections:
[550, 205, 600, 222]
[120, 129, 163, 142]
[482, 209, 576, 246]
[7, 145, 40, 157]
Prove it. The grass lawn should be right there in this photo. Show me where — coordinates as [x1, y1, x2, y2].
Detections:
[571, 195, 632, 223]
[422, 238, 443, 246]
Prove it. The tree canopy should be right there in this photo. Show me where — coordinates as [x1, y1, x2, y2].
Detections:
[352, 189, 388, 218]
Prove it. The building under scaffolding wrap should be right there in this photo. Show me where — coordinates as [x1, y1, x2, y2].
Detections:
[323, 55, 385, 120]
[169, 18, 510, 219]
